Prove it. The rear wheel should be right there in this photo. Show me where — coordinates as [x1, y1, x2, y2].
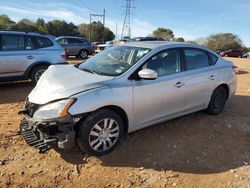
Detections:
[76, 109, 124, 156]
[206, 87, 227, 115]
[30, 65, 49, 85]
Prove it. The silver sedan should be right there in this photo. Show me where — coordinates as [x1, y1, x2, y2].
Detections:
[20, 41, 237, 156]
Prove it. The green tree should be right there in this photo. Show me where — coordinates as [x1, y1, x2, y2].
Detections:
[205, 33, 243, 51]
[78, 21, 115, 42]
[47, 20, 78, 37]
[78, 23, 89, 38]
[10, 18, 37, 32]
[36, 18, 48, 34]
[173, 37, 185, 42]
[153, 27, 174, 41]
[0, 14, 15, 29]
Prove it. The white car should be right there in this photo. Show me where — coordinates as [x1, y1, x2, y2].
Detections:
[19, 42, 237, 156]
[242, 52, 250, 58]
[95, 41, 114, 53]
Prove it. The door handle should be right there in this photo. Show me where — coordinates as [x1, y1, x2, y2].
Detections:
[209, 75, 216, 80]
[26, 55, 35, 59]
[174, 81, 185, 88]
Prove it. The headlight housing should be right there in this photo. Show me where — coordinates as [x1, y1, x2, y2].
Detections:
[33, 99, 75, 121]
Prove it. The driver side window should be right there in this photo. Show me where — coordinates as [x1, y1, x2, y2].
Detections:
[143, 49, 181, 76]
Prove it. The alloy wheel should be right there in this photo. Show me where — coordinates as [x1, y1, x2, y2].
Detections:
[80, 50, 88, 59]
[35, 69, 46, 82]
[88, 118, 120, 152]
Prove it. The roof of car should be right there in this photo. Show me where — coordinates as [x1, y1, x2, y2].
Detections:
[123, 41, 201, 49]
[56, 36, 86, 39]
[0, 30, 50, 37]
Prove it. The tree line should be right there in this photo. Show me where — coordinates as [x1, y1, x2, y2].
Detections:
[0, 14, 115, 42]
[1, 14, 249, 51]
[152, 27, 250, 52]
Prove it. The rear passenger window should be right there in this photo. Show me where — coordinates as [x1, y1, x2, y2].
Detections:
[184, 49, 209, 70]
[2, 34, 24, 51]
[34, 37, 53, 48]
[209, 53, 218, 65]
[25, 36, 36, 50]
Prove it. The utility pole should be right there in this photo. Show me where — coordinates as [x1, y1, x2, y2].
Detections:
[121, 0, 134, 39]
[103, 9, 105, 43]
[89, 9, 105, 42]
[115, 23, 118, 40]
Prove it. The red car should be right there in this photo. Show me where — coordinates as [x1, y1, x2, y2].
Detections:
[220, 49, 243, 57]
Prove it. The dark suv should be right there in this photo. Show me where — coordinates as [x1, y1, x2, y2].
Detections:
[220, 49, 243, 57]
[56, 36, 94, 59]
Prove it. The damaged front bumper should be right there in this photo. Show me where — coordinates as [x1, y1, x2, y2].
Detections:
[20, 116, 76, 153]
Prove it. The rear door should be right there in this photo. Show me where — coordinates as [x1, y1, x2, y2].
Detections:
[67, 38, 83, 55]
[0, 34, 30, 77]
[182, 48, 216, 111]
[132, 48, 186, 127]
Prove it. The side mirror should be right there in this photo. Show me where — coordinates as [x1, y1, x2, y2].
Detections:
[138, 69, 158, 80]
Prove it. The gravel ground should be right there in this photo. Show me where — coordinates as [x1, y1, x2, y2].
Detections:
[0, 57, 249, 188]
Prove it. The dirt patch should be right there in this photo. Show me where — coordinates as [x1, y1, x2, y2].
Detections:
[0, 57, 250, 187]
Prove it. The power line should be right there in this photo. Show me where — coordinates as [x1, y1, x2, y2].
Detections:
[121, 0, 134, 39]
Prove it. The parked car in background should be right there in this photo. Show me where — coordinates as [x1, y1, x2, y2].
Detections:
[19, 41, 237, 156]
[0, 31, 66, 84]
[132, 37, 165, 41]
[220, 49, 243, 57]
[215, 50, 222, 55]
[56, 36, 94, 59]
[95, 41, 114, 53]
[91, 41, 102, 51]
[242, 52, 250, 58]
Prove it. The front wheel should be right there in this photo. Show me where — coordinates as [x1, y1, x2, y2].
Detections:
[77, 109, 124, 156]
[206, 87, 227, 115]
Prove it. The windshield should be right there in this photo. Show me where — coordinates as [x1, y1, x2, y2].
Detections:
[79, 45, 151, 76]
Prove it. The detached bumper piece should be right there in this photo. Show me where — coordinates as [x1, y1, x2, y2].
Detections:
[20, 119, 48, 153]
[20, 118, 76, 153]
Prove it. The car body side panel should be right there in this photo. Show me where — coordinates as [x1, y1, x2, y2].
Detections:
[68, 80, 135, 131]
[132, 72, 186, 127]
[0, 50, 37, 76]
[212, 60, 237, 99]
[184, 66, 217, 110]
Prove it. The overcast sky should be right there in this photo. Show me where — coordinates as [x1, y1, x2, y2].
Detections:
[1, 0, 250, 46]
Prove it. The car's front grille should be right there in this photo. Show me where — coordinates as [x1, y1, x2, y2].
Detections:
[20, 119, 48, 152]
[25, 101, 40, 117]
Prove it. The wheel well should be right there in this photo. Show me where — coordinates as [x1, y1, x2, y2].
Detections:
[98, 105, 129, 133]
[28, 63, 51, 78]
[217, 84, 229, 99]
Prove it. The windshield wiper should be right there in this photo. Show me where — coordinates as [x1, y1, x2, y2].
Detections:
[81, 68, 96, 74]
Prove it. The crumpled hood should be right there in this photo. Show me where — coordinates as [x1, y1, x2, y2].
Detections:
[28, 65, 113, 104]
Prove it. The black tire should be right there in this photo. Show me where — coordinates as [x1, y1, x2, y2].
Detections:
[206, 87, 227, 115]
[30, 65, 49, 85]
[76, 109, 124, 156]
[79, 49, 88, 59]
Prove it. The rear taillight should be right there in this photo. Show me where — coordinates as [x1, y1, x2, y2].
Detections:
[61, 51, 66, 60]
[232, 65, 238, 74]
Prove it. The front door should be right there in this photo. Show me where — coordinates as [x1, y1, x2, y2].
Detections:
[132, 48, 186, 127]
